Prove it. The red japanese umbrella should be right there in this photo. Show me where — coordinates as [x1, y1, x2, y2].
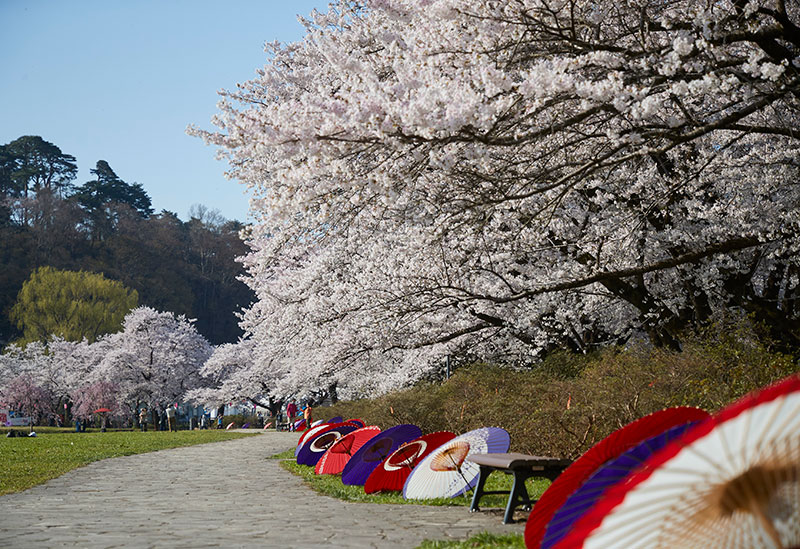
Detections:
[557, 374, 800, 549]
[315, 426, 381, 475]
[525, 406, 710, 549]
[403, 427, 510, 500]
[541, 420, 705, 549]
[365, 431, 456, 494]
[296, 423, 360, 466]
[92, 408, 112, 414]
[345, 418, 365, 428]
[341, 424, 423, 486]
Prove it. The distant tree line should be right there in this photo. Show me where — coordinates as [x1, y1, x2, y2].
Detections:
[0, 135, 253, 346]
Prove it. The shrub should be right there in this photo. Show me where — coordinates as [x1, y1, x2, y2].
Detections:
[318, 332, 798, 458]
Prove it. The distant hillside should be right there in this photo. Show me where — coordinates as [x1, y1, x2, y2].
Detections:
[0, 135, 253, 346]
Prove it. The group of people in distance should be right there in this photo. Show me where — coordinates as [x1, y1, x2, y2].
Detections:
[285, 400, 312, 431]
[137, 405, 177, 432]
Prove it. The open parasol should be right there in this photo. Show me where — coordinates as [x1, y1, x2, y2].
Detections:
[525, 406, 709, 549]
[558, 374, 800, 549]
[365, 431, 456, 494]
[315, 426, 381, 475]
[296, 421, 357, 456]
[541, 419, 705, 549]
[92, 408, 112, 414]
[296, 423, 360, 466]
[403, 427, 510, 500]
[344, 418, 365, 428]
[341, 424, 422, 486]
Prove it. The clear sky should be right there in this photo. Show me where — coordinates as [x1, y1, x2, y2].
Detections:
[1, 0, 329, 222]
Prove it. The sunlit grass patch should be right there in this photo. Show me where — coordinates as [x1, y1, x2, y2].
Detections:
[0, 430, 255, 496]
[417, 531, 525, 548]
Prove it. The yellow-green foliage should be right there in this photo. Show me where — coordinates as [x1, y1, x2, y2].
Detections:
[10, 266, 138, 344]
[319, 333, 798, 459]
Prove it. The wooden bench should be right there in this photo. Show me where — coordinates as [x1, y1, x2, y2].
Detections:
[467, 453, 572, 524]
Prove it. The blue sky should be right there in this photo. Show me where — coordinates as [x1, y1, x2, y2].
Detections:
[1, 0, 329, 222]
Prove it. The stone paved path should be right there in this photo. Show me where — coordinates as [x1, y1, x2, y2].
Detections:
[0, 431, 524, 548]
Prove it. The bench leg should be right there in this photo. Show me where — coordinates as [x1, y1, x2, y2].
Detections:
[470, 465, 491, 512]
[503, 471, 532, 524]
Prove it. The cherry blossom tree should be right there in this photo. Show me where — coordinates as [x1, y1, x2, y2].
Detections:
[193, 0, 800, 398]
[71, 381, 120, 430]
[0, 374, 54, 431]
[185, 338, 285, 414]
[94, 307, 212, 411]
[0, 338, 97, 420]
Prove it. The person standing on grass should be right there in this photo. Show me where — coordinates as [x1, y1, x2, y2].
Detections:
[139, 408, 147, 432]
[166, 405, 176, 432]
[303, 404, 313, 431]
[286, 401, 298, 431]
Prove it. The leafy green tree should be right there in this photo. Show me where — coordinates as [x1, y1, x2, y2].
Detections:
[0, 136, 77, 198]
[72, 160, 153, 217]
[71, 160, 153, 241]
[10, 267, 138, 344]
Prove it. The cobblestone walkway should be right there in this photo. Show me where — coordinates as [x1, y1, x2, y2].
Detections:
[0, 431, 523, 548]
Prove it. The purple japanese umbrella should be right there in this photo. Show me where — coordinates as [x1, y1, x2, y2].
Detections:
[541, 420, 704, 549]
[341, 424, 423, 486]
[296, 423, 359, 466]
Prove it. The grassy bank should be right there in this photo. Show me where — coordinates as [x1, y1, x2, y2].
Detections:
[418, 532, 525, 548]
[0, 430, 255, 496]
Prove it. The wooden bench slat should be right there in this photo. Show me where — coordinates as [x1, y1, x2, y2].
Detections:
[468, 452, 572, 469]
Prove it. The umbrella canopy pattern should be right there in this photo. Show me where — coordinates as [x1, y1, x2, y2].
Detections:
[315, 426, 382, 475]
[296, 424, 360, 466]
[345, 418, 366, 428]
[559, 374, 800, 549]
[296, 421, 356, 456]
[403, 427, 510, 500]
[541, 420, 704, 549]
[365, 431, 456, 494]
[525, 406, 710, 549]
[341, 424, 422, 486]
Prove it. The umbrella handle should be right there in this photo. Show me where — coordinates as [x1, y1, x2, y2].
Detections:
[749, 502, 783, 549]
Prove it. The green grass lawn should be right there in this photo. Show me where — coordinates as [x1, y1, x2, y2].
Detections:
[0, 428, 255, 496]
[417, 531, 525, 548]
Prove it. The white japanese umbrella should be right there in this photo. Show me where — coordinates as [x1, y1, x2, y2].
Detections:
[403, 427, 509, 500]
[558, 374, 800, 549]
